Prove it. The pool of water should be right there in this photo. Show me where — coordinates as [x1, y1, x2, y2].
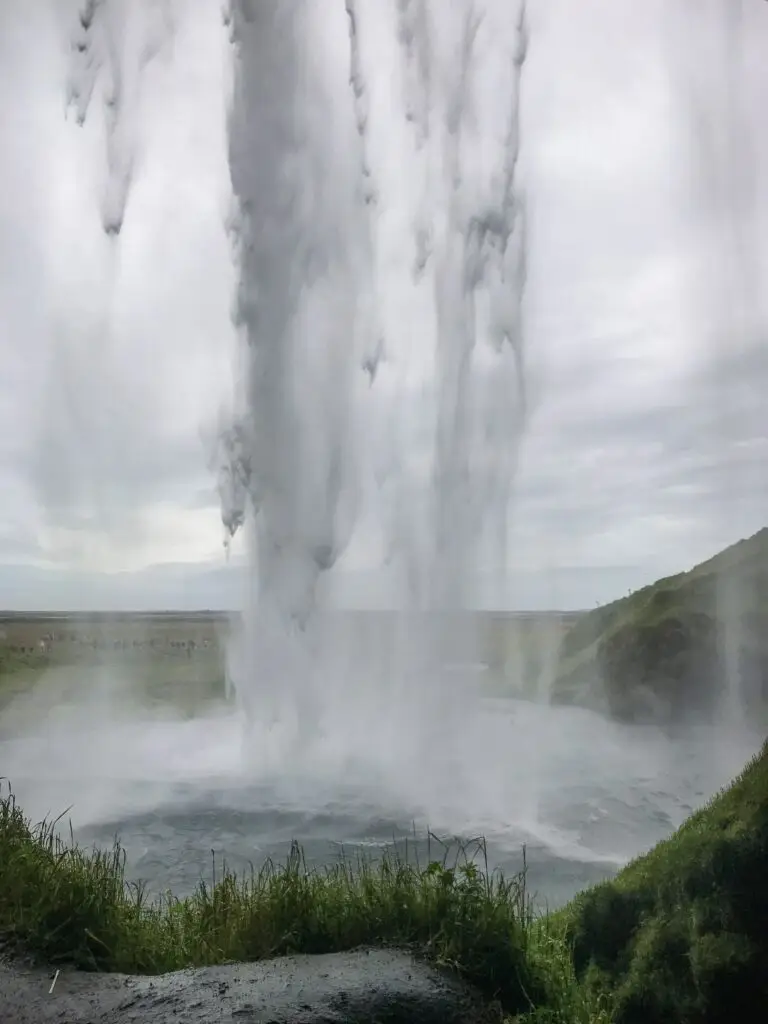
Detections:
[1, 669, 759, 909]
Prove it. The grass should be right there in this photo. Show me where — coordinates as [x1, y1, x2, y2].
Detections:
[560, 737, 768, 1023]
[3, 736, 767, 1022]
[0, 781, 584, 1019]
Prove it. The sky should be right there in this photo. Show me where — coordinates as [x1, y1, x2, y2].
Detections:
[0, 0, 766, 612]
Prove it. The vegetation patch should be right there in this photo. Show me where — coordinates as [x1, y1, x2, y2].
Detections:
[551, 528, 768, 724]
[3, 736, 768, 1023]
[561, 738, 768, 1023]
[0, 783, 590, 1019]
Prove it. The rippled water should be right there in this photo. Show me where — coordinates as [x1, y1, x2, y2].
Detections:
[1, 670, 759, 910]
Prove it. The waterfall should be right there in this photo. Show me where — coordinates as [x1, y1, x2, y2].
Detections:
[216, 0, 529, 763]
[674, 0, 762, 730]
[61, 0, 763, 759]
[66, 0, 175, 236]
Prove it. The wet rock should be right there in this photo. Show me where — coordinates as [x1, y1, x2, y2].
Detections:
[0, 948, 495, 1024]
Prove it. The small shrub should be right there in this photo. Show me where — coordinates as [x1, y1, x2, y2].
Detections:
[568, 884, 646, 977]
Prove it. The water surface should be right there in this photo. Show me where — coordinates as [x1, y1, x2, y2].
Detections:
[1, 672, 758, 909]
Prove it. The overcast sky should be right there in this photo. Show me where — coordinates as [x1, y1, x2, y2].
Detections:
[0, 0, 766, 611]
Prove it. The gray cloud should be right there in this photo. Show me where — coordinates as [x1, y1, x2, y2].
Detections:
[0, 0, 233, 572]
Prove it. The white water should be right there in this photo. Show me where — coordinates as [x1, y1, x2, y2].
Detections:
[213, 0, 530, 767]
[707, 0, 762, 733]
[673, 0, 764, 732]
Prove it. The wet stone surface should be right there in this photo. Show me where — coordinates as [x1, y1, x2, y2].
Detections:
[0, 948, 496, 1024]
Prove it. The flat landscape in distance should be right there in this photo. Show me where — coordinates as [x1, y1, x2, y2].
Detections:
[0, 608, 583, 711]
[0, 610, 228, 659]
[0, 611, 231, 722]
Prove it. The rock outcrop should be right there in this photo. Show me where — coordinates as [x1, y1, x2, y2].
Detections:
[0, 948, 495, 1024]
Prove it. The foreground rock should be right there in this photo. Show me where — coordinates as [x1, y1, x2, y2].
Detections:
[0, 948, 496, 1024]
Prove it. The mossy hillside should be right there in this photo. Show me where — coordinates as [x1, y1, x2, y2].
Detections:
[551, 528, 768, 722]
[562, 737, 768, 1023]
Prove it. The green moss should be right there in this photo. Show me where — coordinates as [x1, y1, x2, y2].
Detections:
[561, 739, 768, 1023]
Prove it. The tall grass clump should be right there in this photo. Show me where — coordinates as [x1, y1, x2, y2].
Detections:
[517, 915, 615, 1024]
[0, 782, 558, 1016]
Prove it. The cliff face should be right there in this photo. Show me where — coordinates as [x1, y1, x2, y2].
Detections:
[550, 529, 768, 725]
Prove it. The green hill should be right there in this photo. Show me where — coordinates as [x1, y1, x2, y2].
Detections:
[560, 736, 768, 1023]
[550, 529, 768, 725]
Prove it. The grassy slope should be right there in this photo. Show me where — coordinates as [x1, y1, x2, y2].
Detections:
[561, 737, 768, 1023]
[551, 528, 768, 722]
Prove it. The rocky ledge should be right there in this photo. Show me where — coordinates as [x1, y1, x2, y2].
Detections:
[0, 948, 497, 1024]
